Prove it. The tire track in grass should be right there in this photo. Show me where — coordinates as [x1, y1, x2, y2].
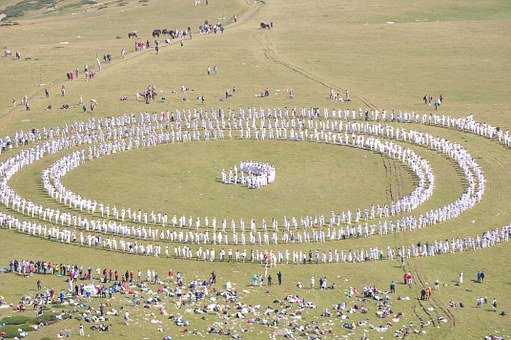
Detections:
[258, 31, 380, 111]
[395, 145, 456, 329]
[383, 155, 431, 335]
[381, 154, 395, 202]
[411, 262, 456, 328]
[386, 155, 440, 334]
[390, 155, 455, 330]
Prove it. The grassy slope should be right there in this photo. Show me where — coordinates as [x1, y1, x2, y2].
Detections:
[265, 0, 511, 124]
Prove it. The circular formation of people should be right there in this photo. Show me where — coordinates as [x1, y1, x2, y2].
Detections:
[1, 107, 510, 265]
[220, 161, 276, 189]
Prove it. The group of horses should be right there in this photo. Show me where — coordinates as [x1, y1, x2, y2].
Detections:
[151, 28, 189, 38]
[127, 19, 272, 41]
[128, 28, 188, 39]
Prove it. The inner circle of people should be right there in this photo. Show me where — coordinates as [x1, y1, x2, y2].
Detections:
[220, 161, 276, 189]
[0, 107, 509, 265]
[41, 126, 437, 242]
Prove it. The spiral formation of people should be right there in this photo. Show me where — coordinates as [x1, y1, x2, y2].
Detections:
[0, 0, 509, 339]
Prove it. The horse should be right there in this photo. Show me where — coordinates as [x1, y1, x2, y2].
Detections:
[128, 31, 138, 39]
[3, 49, 12, 57]
[152, 29, 161, 38]
[260, 22, 270, 29]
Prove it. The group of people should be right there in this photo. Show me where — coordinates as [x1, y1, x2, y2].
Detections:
[3, 256, 504, 339]
[17, 95, 31, 111]
[36, 116, 473, 240]
[136, 84, 158, 104]
[422, 94, 444, 110]
[193, 0, 208, 6]
[307, 275, 334, 289]
[0, 261, 351, 339]
[329, 89, 351, 102]
[40, 126, 438, 240]
[223, 86, 237, 100]
[65, 62, 100, 82]
[207, 65, 218, 75]
[0, 108, 510, 264]
[7, 258, 190, 287]
[3, 258, 237, 338]
[220, 161, 276, 189]
[257, 88, 271, 97]
[198, 20, 224, 34]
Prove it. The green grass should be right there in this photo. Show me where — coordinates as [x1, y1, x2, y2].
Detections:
[0, 0, 510, 339]
[2, 0, 56, 19]
[0, 313, 58, 338]
[0, 315, 36, 325]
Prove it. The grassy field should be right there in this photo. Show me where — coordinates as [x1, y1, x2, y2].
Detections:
[0, 0, 511, 339]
